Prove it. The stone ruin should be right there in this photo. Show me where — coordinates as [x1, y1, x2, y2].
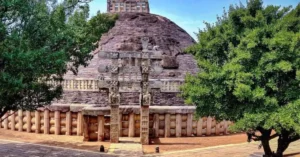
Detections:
[0, 1, 233, 144]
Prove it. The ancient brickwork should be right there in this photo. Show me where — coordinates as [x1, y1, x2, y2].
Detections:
[57, 91, 108, 106]
[50, 3, 201, 144]
[63, 13, 198, 80]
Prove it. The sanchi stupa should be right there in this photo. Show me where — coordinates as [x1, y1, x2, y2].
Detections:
[0, 0, 233, 144]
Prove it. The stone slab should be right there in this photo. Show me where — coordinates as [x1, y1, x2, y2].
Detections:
[82, 106, 111, 116]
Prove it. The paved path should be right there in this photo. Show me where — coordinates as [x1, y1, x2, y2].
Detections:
[149, 139, 300, 157]
[0, 139, 117, 157]
[108, 138, 143, 157]
[0, 138, 299, 157]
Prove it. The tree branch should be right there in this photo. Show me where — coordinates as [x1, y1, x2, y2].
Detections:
[269, 133, 279, 140]
[0, 110, 16, 123]
[289, 135, 300, 143]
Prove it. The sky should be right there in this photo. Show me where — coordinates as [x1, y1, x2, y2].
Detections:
[88, 0, 299, 40]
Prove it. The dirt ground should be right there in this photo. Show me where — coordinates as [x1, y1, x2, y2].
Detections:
[0, 129, 110, 152]
[143, 133, 247, 154]
[0, 129, 248, 154]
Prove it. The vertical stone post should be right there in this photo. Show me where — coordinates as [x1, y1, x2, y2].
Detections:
[119, 113, 123, 137]
[176, 114, 182, 137]
[83, 115, 89, 141]
[66, 111, 72, 135]
[224, 120, 228, 134]
[153, 113, 159, 138]
[77, 112, 83, 136]
[206, 116, 212, 136]
[35, 111, 40, 133]
[109, 53, 120, 143]
[18, 110, 23, 132]
[216, 123, 220, 135]
[54, 111, 60, 135]
[98, 115, 105, 141]
[44, 109, 50, 134]
[110, 106, 119, 143]
[128, 113, 135, 137]
[3, 112, 8, 130]
[140, 46, 151, 145]
[11, 111, 15, 131]
[140, 106, 149, 144]
[164, 114, 170, 137]
[26, 111, 31, 132]
[187, 113, 193, 137]
[196, 118, 203, 136]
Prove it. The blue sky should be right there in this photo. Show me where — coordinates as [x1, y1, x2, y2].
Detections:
[89, 0, 299, 39]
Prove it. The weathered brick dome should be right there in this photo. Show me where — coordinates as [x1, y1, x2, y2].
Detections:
[64, 13, 198, 80]
[1, 10, 233, 141]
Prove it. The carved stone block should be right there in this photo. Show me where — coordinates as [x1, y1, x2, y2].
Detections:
[162, 55, 179, 69]
[121, 66, 140, 73]
[98, 65, 110, 73]
[98, 51, 119, 59]
[109, 93, 120, 105]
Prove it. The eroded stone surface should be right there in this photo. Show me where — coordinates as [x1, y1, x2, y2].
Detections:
[63, 13, 198, 80]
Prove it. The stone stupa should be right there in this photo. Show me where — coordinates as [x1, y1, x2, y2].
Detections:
[1, 0, 232, 144]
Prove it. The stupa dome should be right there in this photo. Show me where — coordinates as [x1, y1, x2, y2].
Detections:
[64, 13, 198, 80]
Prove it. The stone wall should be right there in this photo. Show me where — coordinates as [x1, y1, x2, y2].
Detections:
[57, 91, 185, 106]
[0, 108, 233, 141]
[152, 92, 185, 106]
[120, 93, 140, 106]
[57, 91, 108, 106]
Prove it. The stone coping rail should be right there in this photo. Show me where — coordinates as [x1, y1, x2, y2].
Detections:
[47, 79, 184, 92]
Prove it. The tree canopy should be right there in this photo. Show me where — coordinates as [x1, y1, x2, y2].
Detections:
[181, 0, 300, 156]
[0, 0, 117, 117]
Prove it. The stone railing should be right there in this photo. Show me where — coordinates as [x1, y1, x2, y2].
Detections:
[160, 79, 183, 92]
[0, 106, 233, 141]
[47, 79, 99, 92]
[47, 79, 184, 92]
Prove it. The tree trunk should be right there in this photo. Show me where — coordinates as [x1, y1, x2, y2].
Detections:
[275, 132, 290, 157]
[0, 108, 9, 122]
[260, 129, 274, 157]
[262, 138, 273, 156]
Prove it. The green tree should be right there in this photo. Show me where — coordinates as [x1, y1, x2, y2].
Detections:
[0, 0, 117, 118]
[181, 0, 300, 156]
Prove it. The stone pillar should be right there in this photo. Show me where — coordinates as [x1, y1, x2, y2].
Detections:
[140, 106, 149, 144]
[11, 111, 15, 131]
[164, 114, 170, 137]
[109, 55, 120, 143]
[54, 111, 60, 135]
[140, 48, 151, 144]
[3, 112, 8, 130]
[66, 111, 72, 135]
[110, 105, 119, 143]
[26, 111, 31, 132]
[153, 114, 159, 138]
[77, 112, 83, 136]
[44, 109, 50, 134]
[129, 113, 135, 137]
[224, 120, 228, 134]
[119, 113, 122, 137]
[18, 110, 23, 132]
[206, 116, 212, 136]
[98, 115, 105, 141]
[187, 113, 193, 137]
[216, 123, 220, 135]
[176, 114, 182, 137]
[197, 118, 203, 136]
[83, 115, 89, 141]
[35, 111, 40, 133]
